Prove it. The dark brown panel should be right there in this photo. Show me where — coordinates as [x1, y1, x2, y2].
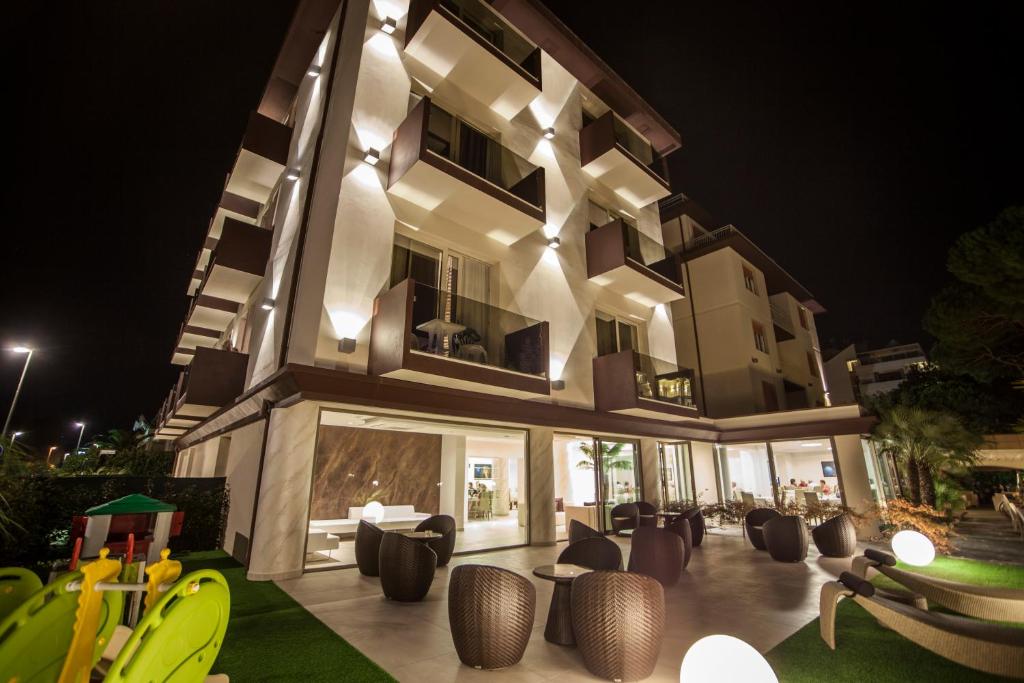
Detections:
[240, 111, 292, 166]
[176, 347, 249, 410]
[592, 350, 638, 413]
[579, 111, 669, 188]
[182, 325, 220, 339]
[368, 279, 413, 377]
[210, 218, 274, 277]
[194, 294, 241, 314]
[219, 190, 262, 220]
[387, 98, 427, 189]
[719, 416, 877, 443]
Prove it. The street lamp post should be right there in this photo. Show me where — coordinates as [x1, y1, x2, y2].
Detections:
[10, 431, 22, 447]
[74, 422, 86, 454]
[1, 346, 33, 446]
[46, 445, 57, 466]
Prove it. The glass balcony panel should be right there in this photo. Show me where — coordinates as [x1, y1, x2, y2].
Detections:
[632, 351, 696, 408]
[611, 116, 662, 175]
[438, 0, 541, 79]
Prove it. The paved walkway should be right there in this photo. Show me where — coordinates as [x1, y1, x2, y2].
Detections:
[951, 507, 1024, 565]
[277, 529, 854, 682]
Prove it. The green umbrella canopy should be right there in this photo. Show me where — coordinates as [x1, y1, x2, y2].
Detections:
[85, 494, 176, 516]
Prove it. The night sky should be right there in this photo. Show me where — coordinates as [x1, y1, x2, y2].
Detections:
[3, 1, 1021, 452]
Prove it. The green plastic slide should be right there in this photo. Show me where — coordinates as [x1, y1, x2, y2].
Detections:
[0, 567, 43, 621]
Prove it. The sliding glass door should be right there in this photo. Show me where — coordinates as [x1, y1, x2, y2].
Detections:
[553, 435, 641, 537]
[659, 442, 694, 507]
[597, 439, 640, 532]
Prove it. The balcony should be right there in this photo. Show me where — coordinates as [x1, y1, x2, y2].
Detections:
[769, 299, 796, 342]
[176, 296, 240, 364]
[369, 278, 550, 399]
[405, 0, 541, 119]
[586, 219, 685, 306]
[580, 111, 670, 207]
[199, 218, 273, 304]
[172, 347, 249, 421]
[387, 97, 545, 246]
[224, 112, 291, 205]
[189, 192, 261, 296]
[174, 322, 219, 358]
[593, 350, 699, 421]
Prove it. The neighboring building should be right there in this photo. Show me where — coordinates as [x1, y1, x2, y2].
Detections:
[153, 0, 885, 581]
[824, 342, 928, 404]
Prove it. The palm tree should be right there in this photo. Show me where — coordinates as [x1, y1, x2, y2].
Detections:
[575, 440, 632, 471]
[873, 406, 980, 507]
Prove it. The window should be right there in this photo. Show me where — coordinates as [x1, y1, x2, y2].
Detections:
[752, 321, 768, 354]
[742, 265, 758, 294]
[797, 306, 809, 330]
[807, 352, 820, 377]
[762, 382, 779, 411]
[596, 311, 641, 357]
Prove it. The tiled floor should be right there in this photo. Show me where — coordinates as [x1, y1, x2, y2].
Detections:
[277, 527, 856, 681]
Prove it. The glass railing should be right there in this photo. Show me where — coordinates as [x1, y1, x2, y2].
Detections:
[632, 352, 696, 408]
[593, 220, 681, 285]
[611, 115, 665, 180]
[438, 0, 541, 80]
[409, 280, 547, 377]
[424, 101, 543, 208]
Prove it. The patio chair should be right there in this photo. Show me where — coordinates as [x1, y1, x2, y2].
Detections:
[740, 491, 756, 510]
[0, 568, 42, 621]
[626, 527, 683, 587]
[636, 501, 658, 528]
[851, 549, 1024, 623]
[571, 571, 665, 682]
[664, 514, 693, 569]
[763, 515, 809, 562]
[448, 565, 535, 670]
[820, 572, 1024, 678]
[558, 536, 623, 571]
[744, 508, 780, 551]
[811, 513, 858, 557]
[415, 514, 456, 567]
[681, 507, 705, 547]
[568, 519, 602, 544]
[610, 503, 639, 534]
[355, 520, 385, 577]
[379, 532, 437, 602]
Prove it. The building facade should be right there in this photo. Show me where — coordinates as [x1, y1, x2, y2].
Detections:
[824, 342, 928, 404]
[154, 0, 887, 580]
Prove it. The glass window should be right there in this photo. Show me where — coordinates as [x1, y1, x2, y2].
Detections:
[770, 439, 841, 507]
[599, 439, 640, 530]
[660, 442, 694, 506]
[742, 265, 758, 294]
[716, 443, 774, 505]
[807, 352, 820, 377]
[798, 307, 809, 329]
[553, 434, 599, 541]
[596, 311, 641, 356]
[752, 321, 768, 354]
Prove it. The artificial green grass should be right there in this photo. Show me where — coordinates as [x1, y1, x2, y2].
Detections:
[766, 555, 1024, 682]
[178, 551, 395, 682]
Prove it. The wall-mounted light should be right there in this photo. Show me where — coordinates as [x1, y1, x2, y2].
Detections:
[381, 16, 397, 34]
[547, 236, 561, 249]
[284, 168, 301, 181]
[551, 379, 566, 391]
[306, 65, 321, 78]
[542, 126, 555, 139]
[338, 338, 357, 354]
[363, 148, 381, 166]
[260, 298, 276, 311]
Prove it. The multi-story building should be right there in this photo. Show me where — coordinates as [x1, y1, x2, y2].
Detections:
[824, 342, 928, 404]
[152, 0, 888, 581]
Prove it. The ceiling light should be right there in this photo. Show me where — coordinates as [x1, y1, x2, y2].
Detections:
[547, 236, 561, 249]
[261, 298, 275, 311]
[285, 168, 300, 181]
[306, 65, 321, 78]
[364, 148, 381, 166]
[381, 17, 397, 34]
[800, 443, 823, 448]
[543, 127, 555, 139]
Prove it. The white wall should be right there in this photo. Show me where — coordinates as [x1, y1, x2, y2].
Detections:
[221, 420, 266, 560]
[690, 441, 718, 505]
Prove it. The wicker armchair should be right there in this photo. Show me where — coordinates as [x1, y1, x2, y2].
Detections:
[355, 520, 385, 576]
[558, 536, 623, 570]
[664, 514, 693, 570]
[571, 571, 665, 682]
[448, 565, 535, 670]
[569, 519, 603, 544]
[682, 507, 705, 547]
[636, 501, 658, 528]
[379, 532, 437, 601]
[763, 515, 809, 562]
[610, 503, 639, 533]
[811, 513, 857, 557]
[626, 527, 683, 587]
[415, 514, 457, 567]
[744, 508, 780, 551]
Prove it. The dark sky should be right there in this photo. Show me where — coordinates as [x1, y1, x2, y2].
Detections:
[3, 1, 1021, 452]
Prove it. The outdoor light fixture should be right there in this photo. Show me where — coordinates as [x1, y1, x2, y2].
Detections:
[285, 168, 301, 181]
[680, 635, 778, 682]
[306, 65, 321, 78]
[11, 346, 31, 354]
[547, 236, 561, 249]
[551, 379, 566, 391]
[260, 298, 276, 311]
[363, 148, 381, 166]
[381, 16, 397, 34]
[543, 127, 555, 139]
[338, 338, 357, 354]
[362, 500, 385, 523]
[891, 530, 935, 566]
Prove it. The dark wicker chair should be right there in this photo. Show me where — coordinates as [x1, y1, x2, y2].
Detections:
[664, 514, 693, 570]
[568, 519, 602, 544]
[811, 513, 857, 557]
[636, 501, 658, 528]
[571, 571, 665, 682]
[763, 515, 809, 562]
[745, 508, 781, 551]
[610, 503, 639, 533]
[682, 507, 705, 547]
[355, 520, 385, 576]
[448, 565, 535, 670]
[558, 536, 623, 570]
[626, 527, 683, 587]
[415, 514, 457, 567]
[379, 532, 437, 601]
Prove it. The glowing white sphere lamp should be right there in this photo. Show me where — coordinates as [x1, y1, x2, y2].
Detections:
[891, 530, 935, 566]
[362, 501, 385, 524]
[680, 635, 777, 683]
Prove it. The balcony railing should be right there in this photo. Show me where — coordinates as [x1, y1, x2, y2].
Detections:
[769, 299, 795, 341]
[684, 224, 740, 252]
[633, 352, 697, 409]
[431, 0, 541, 82]
[586, 219, 684, 304]
[593, 349, 699, 420]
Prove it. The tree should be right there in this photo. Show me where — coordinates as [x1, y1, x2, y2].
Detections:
[924, 207, 1024, 382]
[873, 406, 981, 507]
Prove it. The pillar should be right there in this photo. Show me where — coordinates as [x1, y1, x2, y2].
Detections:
[528, 427, 555, 546]
[639, 438, 661, 508]
[832, 434, 881, 539]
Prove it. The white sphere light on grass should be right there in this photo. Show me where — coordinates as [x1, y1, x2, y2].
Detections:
[362, 501, 385, 524]
[891, 529, 935, 566]
[680, 635, 778, 682]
